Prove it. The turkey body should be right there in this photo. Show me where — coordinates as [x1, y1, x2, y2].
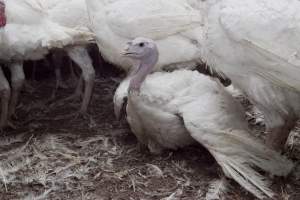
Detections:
[126, 70, 245, 152]
[86, 0, 205, 71]
[42, 0, 89, 31]
[202, 0, 300, 150]
[115, 68, 293, 199]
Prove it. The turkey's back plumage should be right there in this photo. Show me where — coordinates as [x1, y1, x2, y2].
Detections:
[205, 0, 300, 91]
[202, 0, 300, 125]
[42, 0, 89, 30]
[126, 70, 247, 151]
[86, 0, 205, 71]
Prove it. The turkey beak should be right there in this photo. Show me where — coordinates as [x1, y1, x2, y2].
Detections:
[121, 48, 131, 57]
[121, 42, 133, 56]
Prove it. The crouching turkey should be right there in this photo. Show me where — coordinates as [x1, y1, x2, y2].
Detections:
[0, 0, 95, 129]
[114, 38, 294, 199]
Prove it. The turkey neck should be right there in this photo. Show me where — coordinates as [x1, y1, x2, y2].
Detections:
[129, 51, 158, 92]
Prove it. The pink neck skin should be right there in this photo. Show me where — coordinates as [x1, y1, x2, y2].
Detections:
[0, 1, 6, 27]
[129, 51, 158, 92]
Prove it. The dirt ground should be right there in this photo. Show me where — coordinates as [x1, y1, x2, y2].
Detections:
[0, 58, 299, 200]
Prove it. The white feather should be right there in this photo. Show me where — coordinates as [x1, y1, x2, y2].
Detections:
[206, 178, 230, 200]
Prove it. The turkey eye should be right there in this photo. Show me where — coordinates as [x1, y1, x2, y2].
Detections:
[139, 42, 145, 47]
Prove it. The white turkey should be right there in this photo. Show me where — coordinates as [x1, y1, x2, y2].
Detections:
[114, 37, 294, 199]
[199, 0, 300, 151]
[0, 0, 95, 128]
[86, 0, 207, 72]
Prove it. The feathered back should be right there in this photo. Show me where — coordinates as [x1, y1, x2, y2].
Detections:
[42, 0, 90, 31]
[204, 0, 300, 92]
[4, 0, 46, 25]
[86, 0, 206, 72]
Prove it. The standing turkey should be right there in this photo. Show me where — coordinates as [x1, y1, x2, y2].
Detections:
[200, 0, 300, 151]
[114, 37, 294, 200]
[0, 0, 95, 128]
